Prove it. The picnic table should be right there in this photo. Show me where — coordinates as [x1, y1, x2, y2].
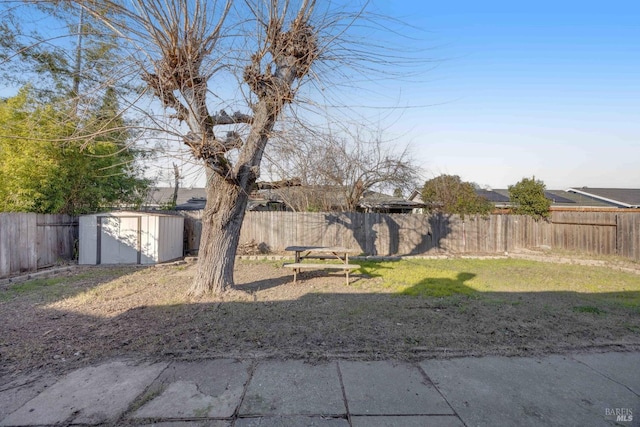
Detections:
[283, 246, 360, 284]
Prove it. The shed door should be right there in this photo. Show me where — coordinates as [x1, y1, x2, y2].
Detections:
[97, 216, 141, 264]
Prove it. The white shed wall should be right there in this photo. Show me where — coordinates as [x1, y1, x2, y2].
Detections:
[78, 215, 97, 264]
[79, 212, 183, 265]
[158, 216, 184, 262]
[140, 215, 157, 265]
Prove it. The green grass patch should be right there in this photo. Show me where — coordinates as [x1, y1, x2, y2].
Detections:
[0, 277, 66, 301]
[357, 258, 640, 308]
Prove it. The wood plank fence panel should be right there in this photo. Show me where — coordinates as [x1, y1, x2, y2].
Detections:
[35, 214, 76, 268]
[2, 210, 635, 279]
[180, 210, 640, 261]
[617, 213, 640, 261]
[14, 213, 36, 274]
[0, 213, 77, 279]
[550, 211, 617, 256]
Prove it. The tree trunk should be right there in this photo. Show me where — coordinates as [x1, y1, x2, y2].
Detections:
[188, 170, 249, 296]
[171, 162, 179, 208]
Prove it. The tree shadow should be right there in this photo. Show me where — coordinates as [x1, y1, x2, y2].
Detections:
[406, 213, 453, 255]
[357, 260, 397, 279]
[401, 272, 477, 297]
[234, 275, 292, 293]
[326, 212, 453, 256]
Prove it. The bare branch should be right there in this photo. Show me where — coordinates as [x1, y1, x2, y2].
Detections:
[211, 110, 253, 125]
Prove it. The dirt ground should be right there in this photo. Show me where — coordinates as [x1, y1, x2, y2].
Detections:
[1, 256, 639, 380]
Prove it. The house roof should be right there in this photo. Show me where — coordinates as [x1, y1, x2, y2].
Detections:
[175, 197, 206, 210]
[475, 189, 509, 203]
[151, 186, 421, 212]
[566, 188, 640, 208]
[485, 189, 616, 208]
[410, 188, 591, 206]
[146, 187, 207, 207]
[358, 191, 425, 210]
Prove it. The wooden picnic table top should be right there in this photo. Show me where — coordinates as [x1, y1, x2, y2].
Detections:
[284, 246, 359, 253]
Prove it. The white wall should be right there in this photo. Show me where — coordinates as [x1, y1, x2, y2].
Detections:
[79, 212, 183, 265]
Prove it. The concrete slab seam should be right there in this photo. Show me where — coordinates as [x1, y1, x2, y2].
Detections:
[570, 355, 640, 397]
[116, 360, 172, 425]
[234, 359, 258, 420]
[335, 361, 353, 426]
[0, 375, 54, 394]
[416, 362, 467, 425]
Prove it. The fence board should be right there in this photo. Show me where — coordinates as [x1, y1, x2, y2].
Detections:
[0, 213, 77, 279]
[0, 214, 10, 276]
[618, 213, 640, 261]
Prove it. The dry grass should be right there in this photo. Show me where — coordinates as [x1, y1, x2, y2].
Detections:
[1, 256, 639, 380]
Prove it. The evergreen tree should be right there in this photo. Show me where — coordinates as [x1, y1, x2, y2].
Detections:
[508, 177, 551, 219]
[0, 3, 150, 214]
[0, 86, 149, 214]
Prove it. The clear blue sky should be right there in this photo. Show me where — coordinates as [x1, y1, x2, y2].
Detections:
[369, 0, 639, 189]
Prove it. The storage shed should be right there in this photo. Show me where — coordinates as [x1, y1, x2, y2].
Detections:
[79, 211, 184, 265]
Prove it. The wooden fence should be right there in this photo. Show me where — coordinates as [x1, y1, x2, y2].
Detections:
[0, 213, 77, 279]
[1, 210, 638, 279]
[181, 211, 640, 261]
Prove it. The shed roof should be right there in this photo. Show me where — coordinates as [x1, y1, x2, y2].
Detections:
[81, 210, 182, 217]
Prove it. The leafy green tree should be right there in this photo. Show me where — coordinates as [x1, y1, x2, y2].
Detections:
[0, 86, 149, 214]
[421, 174, 493, 218]
[508, 176, 551, 219]
[0, 3, 150, 214]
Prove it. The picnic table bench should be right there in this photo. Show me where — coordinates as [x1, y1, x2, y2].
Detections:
[283, 246, 360, 284]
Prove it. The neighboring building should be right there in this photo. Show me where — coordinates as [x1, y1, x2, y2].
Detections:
[566, 188, 640, 209]
[175, 197, 207, 211]
[357, 191, 425, 213]
[146, 181, 298, 212]
[147, 185, 421, 213]
[482, 188, 616, 210]
[409, 187, 639, 212]
[144, 187, 207, 209]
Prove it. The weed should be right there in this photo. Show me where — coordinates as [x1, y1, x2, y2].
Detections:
[128, 385, 165, 413]
[194, 404, 214, 417]
[624, 324, 640, 333]
[573, 305, 606, 315]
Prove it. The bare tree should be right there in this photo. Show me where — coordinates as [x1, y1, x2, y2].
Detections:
[266, 126, 421, 211]
[5, 0, 428, 294]
[69, 0, 351, 295]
